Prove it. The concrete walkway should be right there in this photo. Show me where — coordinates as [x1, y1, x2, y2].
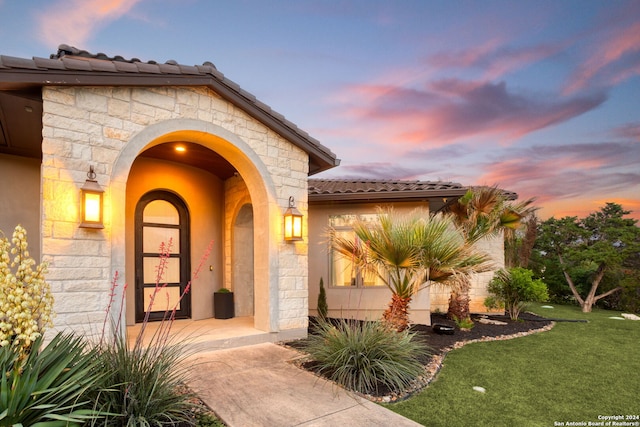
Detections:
[187, 343, 423, 427]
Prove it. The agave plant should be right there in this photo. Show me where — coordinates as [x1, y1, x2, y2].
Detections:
[0, 333, 105, 427]
[329, 208, 491, 331]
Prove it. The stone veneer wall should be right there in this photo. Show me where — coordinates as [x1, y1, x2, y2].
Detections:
[41, 85, 309, 337]
[429, 234, 504, 314]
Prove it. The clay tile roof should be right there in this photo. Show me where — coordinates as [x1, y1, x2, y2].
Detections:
[308, 179, 469, 202]
[0, 44, 339, 175]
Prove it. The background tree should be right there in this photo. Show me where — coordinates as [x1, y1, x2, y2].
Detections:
[443, 187, 536, 320]
[329, 209, 491, 331]
[532, 203, 640, 313]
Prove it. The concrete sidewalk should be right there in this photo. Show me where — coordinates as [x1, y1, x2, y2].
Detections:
[187, 343, 423, 427]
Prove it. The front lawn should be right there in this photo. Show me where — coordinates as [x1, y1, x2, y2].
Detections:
[387, 303, 640, 426]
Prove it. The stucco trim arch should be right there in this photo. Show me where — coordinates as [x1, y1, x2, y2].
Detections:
[110, 118, 281, 332]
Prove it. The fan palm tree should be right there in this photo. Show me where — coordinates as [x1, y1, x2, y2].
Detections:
[444, 186, 536, 320]
[329, 208, 492, 331]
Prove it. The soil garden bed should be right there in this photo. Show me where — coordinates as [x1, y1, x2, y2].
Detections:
[285, 312, 554, 403]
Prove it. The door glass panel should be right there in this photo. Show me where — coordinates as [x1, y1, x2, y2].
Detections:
[144, 200, 179, 225]
[143, 227, 180, 253]
[143, 286, 182, 312]
[136, 191, 190, 323]
[143, 257, 180, 283]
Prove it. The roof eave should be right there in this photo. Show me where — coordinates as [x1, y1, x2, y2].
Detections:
[309, 188, 468, 204]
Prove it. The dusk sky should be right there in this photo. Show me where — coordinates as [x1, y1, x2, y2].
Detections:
[1, 0, 639, 220]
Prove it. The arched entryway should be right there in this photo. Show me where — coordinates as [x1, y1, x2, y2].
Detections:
[233, 204, 254, 317]
[111, 119, 281, 333]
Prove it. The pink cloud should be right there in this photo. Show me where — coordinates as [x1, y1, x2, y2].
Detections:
[613, 122, 640, 142]
[473, 141, 640, 219]
[322, 162, 430, 181]
[36, 0, 143, 47]
[428, 41, 565, 81]
[340, 80, 606, 146]
[537, 197, 640, 221]
[565, 20, 640, 94]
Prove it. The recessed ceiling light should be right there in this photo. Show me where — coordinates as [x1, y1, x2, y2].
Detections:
[175, 145, 186, 153]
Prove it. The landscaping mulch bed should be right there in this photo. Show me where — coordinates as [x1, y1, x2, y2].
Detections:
[285, 312, 554, 403]
[418, 312, 553, 355]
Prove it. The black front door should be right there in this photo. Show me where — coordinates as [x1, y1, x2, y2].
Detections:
[135, 191, 191, 322]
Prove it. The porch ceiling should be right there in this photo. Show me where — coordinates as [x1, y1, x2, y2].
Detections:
[0, 89, 43, 159]
[140, 142, 238, 179]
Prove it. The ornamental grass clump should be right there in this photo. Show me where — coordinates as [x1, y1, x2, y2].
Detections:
[91, 328, 196, 426]
[303, 318, 429, 396]
[91, 239, 213, 426]
[0, 225, 53, 354]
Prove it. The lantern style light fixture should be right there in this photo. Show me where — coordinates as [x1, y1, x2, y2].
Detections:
[79, 166, 104, 229]
[284, 196, 303, 241]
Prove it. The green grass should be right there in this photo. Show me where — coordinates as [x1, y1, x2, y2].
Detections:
[387, 303, 640, 426]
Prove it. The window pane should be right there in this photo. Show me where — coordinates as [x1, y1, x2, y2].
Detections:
[330, 228, 386, 287]
[329, 214, 379, 228]
[143, 226, 179, 253]
[143, 285, 182, 312]
[330, 230, 356, 287]
[144, 200, 179, 225]
[331, 252, 357, 287]
[143, 257, 180, 284]
[362, 268, 386, 287]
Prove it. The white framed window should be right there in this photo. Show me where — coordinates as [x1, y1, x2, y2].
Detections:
[329, 214, 386, 288]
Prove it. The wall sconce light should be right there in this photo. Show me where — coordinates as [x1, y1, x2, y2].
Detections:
[284, 196, 303, 241]
[79, 166, 104, 229]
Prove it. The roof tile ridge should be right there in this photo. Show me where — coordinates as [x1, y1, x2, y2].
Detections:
[50, 44, 222, 72]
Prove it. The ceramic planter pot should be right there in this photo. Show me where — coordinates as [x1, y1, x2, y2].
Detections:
[214, 291, 234, 319]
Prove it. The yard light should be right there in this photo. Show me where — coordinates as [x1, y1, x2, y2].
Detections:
[284, 196, 303, 241]
[79, 166, 104, 229]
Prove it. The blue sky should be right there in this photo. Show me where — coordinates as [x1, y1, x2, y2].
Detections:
[1, 0, 639, 220]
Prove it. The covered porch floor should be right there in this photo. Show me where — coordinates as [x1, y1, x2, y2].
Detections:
[126, 316, 307, 353]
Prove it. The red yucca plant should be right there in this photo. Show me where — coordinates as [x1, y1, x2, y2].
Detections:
[91, 239, 214, 426]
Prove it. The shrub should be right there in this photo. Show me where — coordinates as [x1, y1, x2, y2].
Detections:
[452, 315, 474, 330]
[0, 333, 105, 426]
[317, 277, 328, 320]
[91, 330, 196, 426]
[303, 318, 428, 395]
[0, 225, 53, 354]
[91, 239, 213, 426]
[486, 267, 549, 320]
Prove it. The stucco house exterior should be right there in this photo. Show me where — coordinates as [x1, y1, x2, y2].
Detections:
[306, 179, 509, 324]
[1, 46, 508, 343]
